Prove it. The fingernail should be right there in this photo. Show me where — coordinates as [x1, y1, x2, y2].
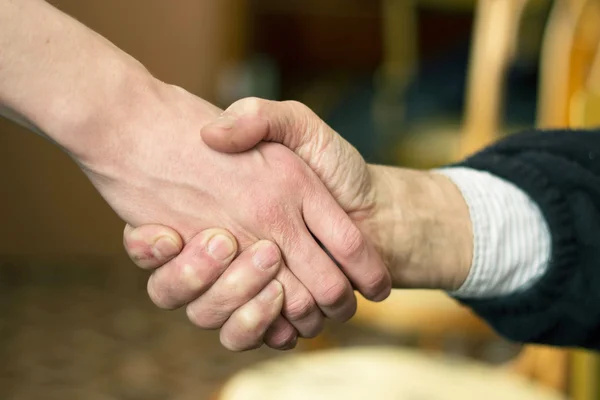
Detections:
[258, 281, 282, 302]
[252, 243, 280, 271]
[207, 234, 235, 261]
[212, 115, 236, 130]
[153, 236, 179, 260]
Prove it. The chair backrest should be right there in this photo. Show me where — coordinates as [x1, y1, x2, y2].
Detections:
[567, 4, 600, 127]
[537, 0, 600, 129]
[459, 0, 528, 158]
[538, 1, 600, 398]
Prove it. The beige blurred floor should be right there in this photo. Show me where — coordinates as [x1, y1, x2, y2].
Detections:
[0, 259, 403, 400]
[0, 259, 518, 400]
[0, 259, 278, 400]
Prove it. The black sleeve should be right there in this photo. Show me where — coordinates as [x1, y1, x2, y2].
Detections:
[451, 129, 600, 350]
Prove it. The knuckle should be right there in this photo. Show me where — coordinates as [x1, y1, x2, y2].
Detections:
[341, 297, 358, 322]
[221, 335, 262, 352]
[317, 279, 351, 309]
[219, 278, 260, 308]
[337, 222, 366, 260]
[219, 271, 244, 294]
[219, 306, 274, 352]
[242, 308, 272, 331]
[185, 305, 224, 330]
[280, 100, 319, 136]
[302, 322, 324, 339]
[283, 294, 317, 322]
[240, 297, 280, 329]
[362, 268, 391, 300]
[231, 96, 267, 116]
[281, 100, 310, 115]
[179, 263, 208, 294]
[265, 328, 296, 349]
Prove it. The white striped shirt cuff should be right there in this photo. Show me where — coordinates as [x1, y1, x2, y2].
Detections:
[436, 167, 552, 298]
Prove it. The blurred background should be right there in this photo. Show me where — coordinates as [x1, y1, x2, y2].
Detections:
[1, 0, 600, 399]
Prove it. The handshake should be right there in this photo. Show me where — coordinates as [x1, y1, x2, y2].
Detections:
[79, 89, 472, 353]
[6, 0, 594, 354]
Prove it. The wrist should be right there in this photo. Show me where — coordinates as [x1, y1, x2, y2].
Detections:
[42, 59, 160, 164]
[369, 165, 473, 290]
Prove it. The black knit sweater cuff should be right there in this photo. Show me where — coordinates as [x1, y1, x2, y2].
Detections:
[449, 152, 579, 339]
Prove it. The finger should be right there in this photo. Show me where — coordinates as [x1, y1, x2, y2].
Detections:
[200, 97, 318, 156]
[123, 224, 183, 270]
[147, 229, 237, 309]
[287, 230, 358, 323]
[185, 240, 282, 329]
[219, 281, 284, 352]
[303, 187, 392, 302]
[259, 197, 356, 323]
[274, 266, 324, 338]
[263, 316, 298, 350]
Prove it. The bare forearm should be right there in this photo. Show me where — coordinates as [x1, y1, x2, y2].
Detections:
[369, 164, 473, 291]
[0, 0, 157, 159]
[372, 161, 552, 301]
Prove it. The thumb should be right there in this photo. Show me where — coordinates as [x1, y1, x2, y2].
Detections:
[201, 111, 268, 153]
[201, 97, 350, 186]
[201, 97, 334, 155]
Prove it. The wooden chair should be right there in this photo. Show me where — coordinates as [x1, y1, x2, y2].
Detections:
[353, 0, 570, 394]
[537, 1, 600, 398]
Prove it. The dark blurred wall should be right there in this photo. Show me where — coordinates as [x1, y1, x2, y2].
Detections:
[0, 0, 248, 258]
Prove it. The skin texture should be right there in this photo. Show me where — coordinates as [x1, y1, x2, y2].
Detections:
[124, 98, 474, 351]
[0, 1, 391, 350]
[82, 83, 391, 339]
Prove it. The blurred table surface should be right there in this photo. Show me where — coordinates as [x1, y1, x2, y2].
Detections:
[219, 346, 565, 400]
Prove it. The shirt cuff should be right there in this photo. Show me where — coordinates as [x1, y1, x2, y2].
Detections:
[435, 167, 551, 298]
